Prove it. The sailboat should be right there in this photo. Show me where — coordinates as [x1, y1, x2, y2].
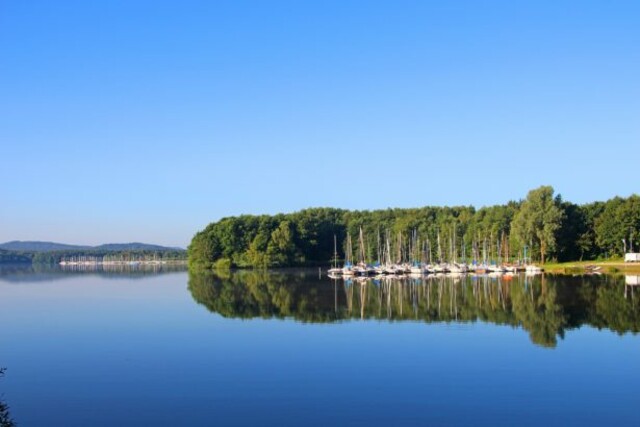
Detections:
[525, 264, 543, 274]
[523, 245, 543, 274]
[342, 234, 355, 276]
[409, 229, 424, 275]
[354, 227, 375, 276]
[328, 235, 342, 276]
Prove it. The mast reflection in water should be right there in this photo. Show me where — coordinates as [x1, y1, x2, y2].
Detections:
[189, 270, 640, 348]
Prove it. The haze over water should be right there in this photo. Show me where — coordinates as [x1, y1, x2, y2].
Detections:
[1, 266, 638, 426]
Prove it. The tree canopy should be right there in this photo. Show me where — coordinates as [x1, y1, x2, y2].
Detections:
[189, 186, 640, 269]
[511, 186, 564, 264]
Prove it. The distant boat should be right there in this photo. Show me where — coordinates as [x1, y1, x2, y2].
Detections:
[433, 263, 450, 274]
[374, 264, 386, 275]
[525, 265, 543, 273]
[342, 266, 355, 276]
[410, 263, 423, 275]
[585, 265, 601, 273]
[449, 263, 468, 274]
[488, 264, 505, 274]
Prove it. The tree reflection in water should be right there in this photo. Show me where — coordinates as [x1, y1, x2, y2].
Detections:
[0, 368, 15, 427]
[189, 271, 640, 348]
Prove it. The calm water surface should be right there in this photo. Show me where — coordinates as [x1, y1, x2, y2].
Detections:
[1, 266, 639, 426]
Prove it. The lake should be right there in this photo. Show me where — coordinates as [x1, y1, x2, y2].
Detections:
[1, 265, 639, 426]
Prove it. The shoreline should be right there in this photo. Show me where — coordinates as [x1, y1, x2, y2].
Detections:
[543, 260, 640, 274]
[59, 260, 187, 266]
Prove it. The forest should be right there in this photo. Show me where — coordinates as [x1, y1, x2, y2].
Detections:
[189, 186, 640, 270]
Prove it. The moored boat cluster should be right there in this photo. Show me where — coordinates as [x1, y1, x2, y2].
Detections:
[327, 228, 543, 278]
[59, 254, 170, 266]
[329, 262, 542, 278]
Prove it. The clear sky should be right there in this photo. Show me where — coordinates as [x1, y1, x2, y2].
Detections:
[1, 0, 638, 248]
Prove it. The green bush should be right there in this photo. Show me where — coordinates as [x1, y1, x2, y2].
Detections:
[213, 258, 232, 271]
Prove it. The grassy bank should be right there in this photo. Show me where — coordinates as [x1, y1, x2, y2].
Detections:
[543, 259, 640, 274]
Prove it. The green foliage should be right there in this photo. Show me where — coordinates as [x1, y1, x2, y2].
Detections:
[213, 258, 232, 271]
[511, 186, 564, 263]
[267, 220, 296, 266]
[189, 208, 347, 269]
[188, 230, 219, 269]
[0, 249, 31, 264]
[188, 188, 640, 268]
[556, 202, 587, 262]
[595, 195, 640, 257]
[574, 201, 604, 260]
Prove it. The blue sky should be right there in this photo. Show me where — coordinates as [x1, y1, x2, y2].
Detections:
[1, 0, 638, 247]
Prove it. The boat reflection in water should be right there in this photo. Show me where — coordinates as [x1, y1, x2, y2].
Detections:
[189, 270, 640, 348]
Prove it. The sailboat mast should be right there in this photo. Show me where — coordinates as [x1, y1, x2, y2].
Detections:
[359, 227, 366, 265]
[453, 223, 457, 264]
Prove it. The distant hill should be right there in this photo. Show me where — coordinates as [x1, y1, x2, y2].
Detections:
[0, 241, 91, 252]
[94, 243, 184, 251]
[0, 241, 184, 252]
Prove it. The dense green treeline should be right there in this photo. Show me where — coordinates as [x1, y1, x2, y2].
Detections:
[0, 249, 31, 264]
[0, 249, 187, 265]
[189, 186, 640, 269]
[188, 271, 640, 348]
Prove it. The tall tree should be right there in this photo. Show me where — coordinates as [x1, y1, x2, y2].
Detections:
[267, 221, 298, 266]
[511, 186, 564, 263]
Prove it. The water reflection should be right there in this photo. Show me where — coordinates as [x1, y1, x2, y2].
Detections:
[626, 275, 640, 301]
[0, 369, 15, 427]
[189, 271, 640, 348]
[0, 263, 187, 283]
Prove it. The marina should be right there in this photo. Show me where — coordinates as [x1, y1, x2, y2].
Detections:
[58, 254, 184, 267]
[327, 229, 543, 278]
